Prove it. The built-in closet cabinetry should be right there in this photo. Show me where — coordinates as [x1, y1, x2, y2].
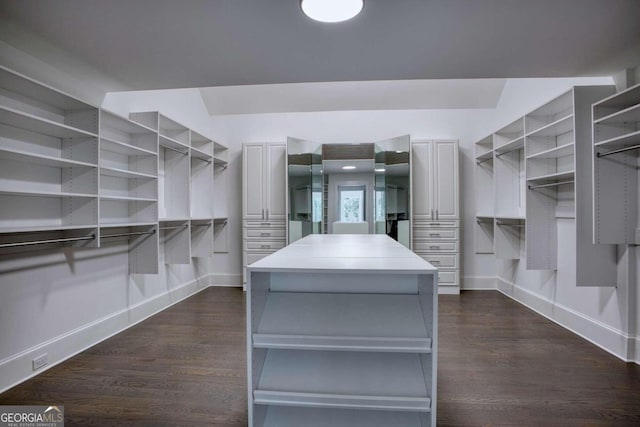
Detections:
[412, 140, 460, 290]
[242, 143, 287, 283]
[592, 83, 640, 245]
[0, 66, 226, 274]
[474, 85, 618, 286]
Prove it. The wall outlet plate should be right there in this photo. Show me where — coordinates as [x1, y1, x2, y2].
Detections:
[32, 353, 48, 371]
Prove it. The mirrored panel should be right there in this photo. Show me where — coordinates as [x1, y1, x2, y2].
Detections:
[287, 135, 410, 247]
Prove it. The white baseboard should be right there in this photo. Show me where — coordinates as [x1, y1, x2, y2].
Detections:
[438, 286, 460, 295]
[461, 276, 497, 290]
[496, 277, 638, 364]
[209, 273, 242, 287]
[0, 275, 212, 394]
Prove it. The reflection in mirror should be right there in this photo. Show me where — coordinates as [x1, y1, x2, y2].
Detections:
[287, 135, 410, 247]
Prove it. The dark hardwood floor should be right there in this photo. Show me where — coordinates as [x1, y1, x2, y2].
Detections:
[1, 288, 639, 426]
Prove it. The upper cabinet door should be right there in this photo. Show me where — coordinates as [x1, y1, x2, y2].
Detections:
[412, 141, 435, 220]
[434, 141, 459, 219]
[243, 144, 265, 220]
[266, 144, 286, 220]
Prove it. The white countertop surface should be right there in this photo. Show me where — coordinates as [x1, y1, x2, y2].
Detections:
[248, 234, 437, 274]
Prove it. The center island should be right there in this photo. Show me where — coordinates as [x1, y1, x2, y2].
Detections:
[246, 234, 438, 427]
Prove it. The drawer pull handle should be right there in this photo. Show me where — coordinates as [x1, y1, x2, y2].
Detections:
[431, 260, 441, 264]
[261, 245, 270, 248]
[260, 222, 270, 225]
[261, 233, 271, 236]
[429, 233, 440, 236]
[429, 246, 440, 249]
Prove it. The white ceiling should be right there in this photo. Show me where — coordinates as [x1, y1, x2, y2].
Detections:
[1, 0, 639, 91]
[199, 79, 506, 115]
[0, 0, 640, 114]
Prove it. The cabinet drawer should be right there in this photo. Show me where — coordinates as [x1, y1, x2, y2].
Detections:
[244, 228, 286, 239]
[414, 220, 459, 228]
[244, 220, 286, 228]
[244, 240, 286, 251]
[418, 254, 459, 269]
[413, 228, 458, 240]
[245, 252, 271, 265]
[438, 269, 458, 285]
[413, 241, 458, 252]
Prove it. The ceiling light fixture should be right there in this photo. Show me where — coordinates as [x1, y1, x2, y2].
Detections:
[342, 165, 357, 170]
[375, 168, 386, 172]
[301, 0, 364, 23]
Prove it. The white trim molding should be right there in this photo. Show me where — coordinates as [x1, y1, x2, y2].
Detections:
[497, 277, 638, 365]
[461, 276, 497, 290]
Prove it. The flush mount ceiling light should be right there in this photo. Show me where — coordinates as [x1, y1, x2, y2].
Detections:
[375, 168, 386, 172]
[301, 0, 364, 23]
[342, 165, 357, 170]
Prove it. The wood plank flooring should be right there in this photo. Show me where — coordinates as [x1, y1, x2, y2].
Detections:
[1, 288, 639, 426]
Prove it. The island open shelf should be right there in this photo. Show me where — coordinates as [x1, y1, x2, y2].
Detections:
[246, 234, 438, 427]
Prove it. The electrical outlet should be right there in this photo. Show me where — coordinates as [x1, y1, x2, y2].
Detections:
[32, 353, 48, 371]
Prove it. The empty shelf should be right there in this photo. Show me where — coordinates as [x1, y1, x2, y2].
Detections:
[100, 195, 156, 202]
[99, 222, 157, 228]
[100, 136, 157, 156]
[101, 110, 156, 135]
[527, 170, 574, 185]
[526, 143, 574, 159]
[190, 147, 213, 160]
[255, 350, 430, 411]
[0, 106, 97, 138]
[255, 293, 430, 352]
[159, 135, 188, 152]
[595, 102, 640, 124]
[494, 136, 524, 155]
[214, 156, 228, 166]
[475, 150, 493, 162]
[99, 166, 156, 179]
[262, 407, 421, 427]
[0, 147, 97, 169]
[0, 224, 97, 234]
[0, 188, 96, 199]
[526, 114, 573, 138]
[594, 130, 640, 151]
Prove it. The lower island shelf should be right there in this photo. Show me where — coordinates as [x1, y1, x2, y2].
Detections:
[247, 234, 438, 427]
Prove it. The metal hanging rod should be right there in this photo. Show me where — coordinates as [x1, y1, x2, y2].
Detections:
[597, 144, 640, 158]
[0, 234, 96, 249]
[160, 225, 188, 231]
[496, 222, 525, 227]
[476, 219, 492, 224]
[528, 180, 574, 190]
[192, 223, 212, 227]
[101, 230, 156, 239]
[163, 145, 188, 156]
[476, 157, 493, 165]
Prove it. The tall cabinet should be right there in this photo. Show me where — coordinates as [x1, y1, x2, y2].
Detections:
[412, 140, 460, 292]
[243, 143, 287, 283]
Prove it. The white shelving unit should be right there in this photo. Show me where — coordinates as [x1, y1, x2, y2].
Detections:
[130, 112, 195, 262]
[493, 119, 525, 260]
[474, 135, 494, 254]
[0, 67, 224, 273]
[592, 83, 640, 245]
[247, 234, 437, 427]
[0, 65, 100, 243]
[473, 85, 617, 285]
[214, 141, 229, 253]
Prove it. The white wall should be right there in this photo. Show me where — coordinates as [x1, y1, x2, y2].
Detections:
[211, 108, 499, 285]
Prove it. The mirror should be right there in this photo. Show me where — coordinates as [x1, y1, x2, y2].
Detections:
[287, 135, 410, 247]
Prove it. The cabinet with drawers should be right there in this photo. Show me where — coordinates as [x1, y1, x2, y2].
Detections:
[242, 143, 287, 284]
[412, 139, 460, 292]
